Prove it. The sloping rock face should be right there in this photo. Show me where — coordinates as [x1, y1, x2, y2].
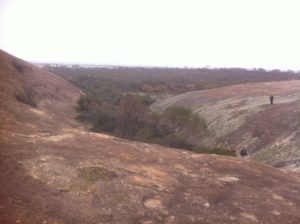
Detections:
[0, 49, 82, 135]
[151, 81, 300, 170]
[1, 50, 300, 224]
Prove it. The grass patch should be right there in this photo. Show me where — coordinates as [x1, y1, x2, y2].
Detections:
[78, 166, 118, 184]
[114, 193, 130, 203]
[191, 147, 236, 156]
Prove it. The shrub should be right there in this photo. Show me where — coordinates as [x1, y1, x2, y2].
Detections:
[92, 107, 118, 132]
[156, 133, 193, 150]
[161, 106, 208, 132]
[192, 147, 236, 156]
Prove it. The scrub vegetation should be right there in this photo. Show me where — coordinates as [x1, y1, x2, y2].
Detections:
[47, 66, 300, 94]
[76, 91, 209, 153]
[46, 66, 299, 156]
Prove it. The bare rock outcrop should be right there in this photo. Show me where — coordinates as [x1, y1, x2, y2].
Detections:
[1, 50, 300, 223]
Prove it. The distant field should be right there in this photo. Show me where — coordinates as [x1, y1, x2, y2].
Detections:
[45, 66, 300, 94]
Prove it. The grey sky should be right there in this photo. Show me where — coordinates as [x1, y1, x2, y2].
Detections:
[1, 0, 300, 70]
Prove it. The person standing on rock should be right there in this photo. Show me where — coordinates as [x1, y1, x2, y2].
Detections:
[269, 95, 274, 105]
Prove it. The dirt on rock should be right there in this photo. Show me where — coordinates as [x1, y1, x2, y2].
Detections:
[1, 50, 300, 223]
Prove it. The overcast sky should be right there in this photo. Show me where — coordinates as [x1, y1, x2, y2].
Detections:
[1, 0, 300, 70]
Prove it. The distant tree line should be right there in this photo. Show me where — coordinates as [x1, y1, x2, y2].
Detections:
[47, 66, 300, 94]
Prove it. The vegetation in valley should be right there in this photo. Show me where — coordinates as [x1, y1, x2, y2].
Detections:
[76, 91, 210, 153]
[45, 65, 300, 156]
[76, 91, 235, 155]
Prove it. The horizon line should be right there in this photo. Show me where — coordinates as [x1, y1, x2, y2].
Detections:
[32, 61, 300, 72]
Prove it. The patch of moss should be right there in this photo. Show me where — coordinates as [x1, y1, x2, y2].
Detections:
[114, 193, 130, 203]
[78, 166, 117, 183]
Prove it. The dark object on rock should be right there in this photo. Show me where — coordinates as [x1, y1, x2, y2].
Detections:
[270, 95, 274, 105]
[15, 88, 37, 108]
[12, 60, 32, 73]
[240, 149, 248, 157]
